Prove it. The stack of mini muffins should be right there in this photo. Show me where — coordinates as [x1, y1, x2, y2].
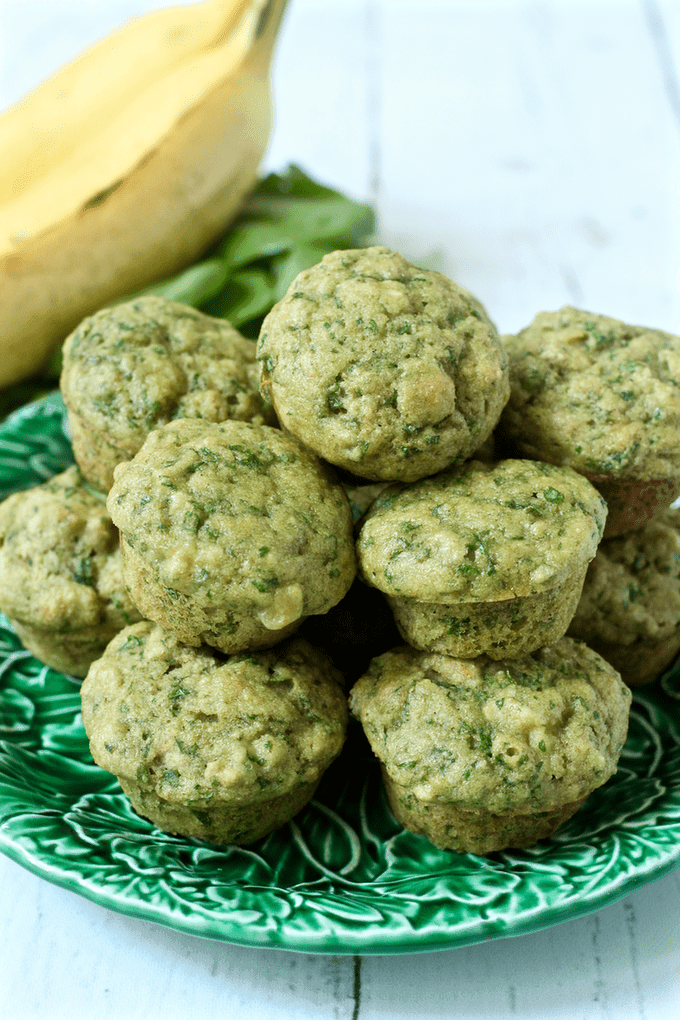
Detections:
[249, 248, 632, 855]
[1, 296, 354, 845]
[498, 307, 680, 689]
[4, 249, 677, 856]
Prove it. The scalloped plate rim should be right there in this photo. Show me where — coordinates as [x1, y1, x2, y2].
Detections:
[2, 822, 680, 955]
[1, 391, 680, 955]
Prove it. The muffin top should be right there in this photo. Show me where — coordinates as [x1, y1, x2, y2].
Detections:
[349, 639, 631, 814]
[500, 306, 680, 481]
[357, 459, 607, 603]
[61, 295, 269, 459]
[0, 465, 140, 632]
[569, 508, 680, 646]
[257, 246, 509, 481]
[107, 418, 356, 630]
[81, 624, 348, 806]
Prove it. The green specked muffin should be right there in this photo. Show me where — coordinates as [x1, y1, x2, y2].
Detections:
[499, 306, 680, 535]
[81, 625, 348, 844]
[350, 639, 631, 854]
[257, 246, 509, 481]
[107, 418, 356, 652]
[61, 295, 271, 492]
[357, 459, 607, 658]
[0, 466, 142, 676]
[388, 576, 589, 663]
[569, 508, 680, 686]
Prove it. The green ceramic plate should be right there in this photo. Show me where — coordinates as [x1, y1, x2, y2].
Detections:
[1, 394, 680, 955]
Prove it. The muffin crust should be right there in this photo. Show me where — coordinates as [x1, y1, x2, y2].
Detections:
[108, 418, 356, 651]
[258, 246, 509, 481]
[500, 306, 680, 482]
[61, 295, 270, 491]
[350, 639, 631, 853]
[569, 508, 680, 684]
[357, 459, 606, 604]
[81, 625, 348, 843]
[0, 466, 141, 675]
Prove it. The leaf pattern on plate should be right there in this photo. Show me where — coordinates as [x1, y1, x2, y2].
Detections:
[0, 394, 679, 953]
[0, 393, 73, 500]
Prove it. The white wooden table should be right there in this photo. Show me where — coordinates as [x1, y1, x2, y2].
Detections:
[1, 1, 679, 1017]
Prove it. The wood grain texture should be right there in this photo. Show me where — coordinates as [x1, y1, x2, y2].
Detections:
[2, 851, 680, 1019]
[268, 0, 680, 336]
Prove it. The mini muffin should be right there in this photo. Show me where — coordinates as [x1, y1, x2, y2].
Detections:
[107, 418, 356, 652]
[81, 625, 348, 844]
[357, 459, 606, 659]
[0, 466, 141, 676]
[569, 509, 680, 686]
[350, 639, 631, 854]
[498, 306, 680, 535]
[257, 246, 509, 481]
[61, 295, 271, 491]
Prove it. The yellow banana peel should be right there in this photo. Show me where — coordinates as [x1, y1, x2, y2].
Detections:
[0, 0, 289, 388]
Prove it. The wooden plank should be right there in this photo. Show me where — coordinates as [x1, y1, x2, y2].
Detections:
[263, 0, 375, 201]
[375, 0, 679, 334]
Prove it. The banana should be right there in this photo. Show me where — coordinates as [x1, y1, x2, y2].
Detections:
[0, 0, 288, 389]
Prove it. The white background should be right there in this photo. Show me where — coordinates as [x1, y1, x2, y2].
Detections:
[1, 1, 679, 1018]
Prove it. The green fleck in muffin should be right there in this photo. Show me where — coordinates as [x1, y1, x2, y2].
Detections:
[569, 508, 680, 686]
[499, 306, 680, 535]
[0, 466, 141, 676]
[107, 418, 357, 652]
[357, 458, 607, 658]
[81, 625, 348, 844]
[61, 295, 271, 492]
[257, 246, 509, 481]
[350, 639, 631, 854]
